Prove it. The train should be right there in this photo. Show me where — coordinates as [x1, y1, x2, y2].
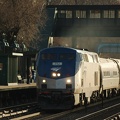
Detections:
[36, 46, 120, 110]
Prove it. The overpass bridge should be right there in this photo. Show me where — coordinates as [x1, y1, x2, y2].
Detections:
[42, 5, 120, 58]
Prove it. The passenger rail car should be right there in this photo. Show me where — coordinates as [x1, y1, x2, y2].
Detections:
[36, 47, 120, 110]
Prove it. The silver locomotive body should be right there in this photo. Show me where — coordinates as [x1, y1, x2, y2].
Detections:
[36, 47, 120, 110]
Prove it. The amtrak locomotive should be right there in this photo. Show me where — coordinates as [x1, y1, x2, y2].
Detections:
[36, 47, 120, 110]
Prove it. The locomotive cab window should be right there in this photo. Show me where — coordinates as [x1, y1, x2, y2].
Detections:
[87, 54, 94, 62]
[59, 53, 75, 60]
[92, 55, 98, 63]
[95, 55, 98, 63]
[83, 54, 89, 62]
[41, 53, 57, 60]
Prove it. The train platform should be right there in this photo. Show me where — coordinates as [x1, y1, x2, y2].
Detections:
[0, 83, 37, 109]
[0, 83, 36, 91]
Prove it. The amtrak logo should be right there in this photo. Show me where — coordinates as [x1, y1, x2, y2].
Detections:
[51, 67, 61, 71]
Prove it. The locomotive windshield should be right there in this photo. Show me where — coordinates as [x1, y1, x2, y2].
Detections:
[41, 53, 57, 60]
[59, 53, 75, 60]
[41, 53, 75, 60]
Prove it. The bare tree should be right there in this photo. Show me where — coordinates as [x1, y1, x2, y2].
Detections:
[1, 0, 120, 49]
[0, 0, 47, 48]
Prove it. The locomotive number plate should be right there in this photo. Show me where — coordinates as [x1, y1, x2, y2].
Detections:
[52, 62, 62, 66]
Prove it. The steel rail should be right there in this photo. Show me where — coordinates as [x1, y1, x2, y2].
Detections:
[75, 103, 120, 120]
[104, 112, 120, 120]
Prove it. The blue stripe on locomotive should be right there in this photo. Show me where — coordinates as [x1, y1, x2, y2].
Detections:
[37, 47, 77, 79]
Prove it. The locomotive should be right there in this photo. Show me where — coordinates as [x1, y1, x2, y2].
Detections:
[36, 47, 120, 110]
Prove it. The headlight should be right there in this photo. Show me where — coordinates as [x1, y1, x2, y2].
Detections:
[66, 79, 71, 83]
[57, 73, 61, 77]
[52, 72, 61, 77]
[52, 72, 57, 77]
[42, 79, 46, 83]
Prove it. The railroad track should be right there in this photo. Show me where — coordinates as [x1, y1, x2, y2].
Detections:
[0, 102, 38, 119]
[6, 96, 120, 120]
[75, 102, 120, 120]
[28, 96, 120, 120]
[104, 112, 120, 120]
